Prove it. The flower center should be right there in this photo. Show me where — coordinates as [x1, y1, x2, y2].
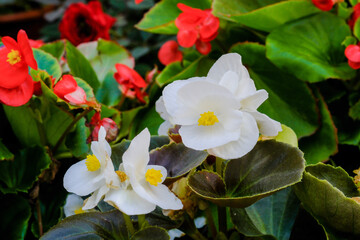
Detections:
[198, 111, 219, 126]
[74, 207, 85, 214]
[115, 170, 128, 182]
[85, 154, 100, 171]
[7, 49, 21, 65]
[145, 169, 163, 186]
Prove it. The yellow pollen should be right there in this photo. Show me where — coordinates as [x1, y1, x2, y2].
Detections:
[74, 207, 85, 214]
[6, 49, 21, 65]
[198, 111, 219, 126]
[85, 154, 100, 171]
[116, 170, 128, 182]
[145, 169, 163, 186]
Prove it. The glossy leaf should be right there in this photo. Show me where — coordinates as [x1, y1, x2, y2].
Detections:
[0, 139, 14, 161]
[299, 89, 338, 165]
[40, 40, 65, 60]
[213, 0, 319, 32]
[95, 72, 122, 106]
[0, 146, 51, 194]
[188, 140, 305, 208]
[230, 187, 300, 240]
[136, 0, 211, 34]
[266, 12, 354, 82]
[294, 164, 360, 238]
[65, 118, 90, 158]
[231, 42, 318, 138]
[33, 48, 62, 80]
[0, 194, 31, 240]
[129, 105, 166, 137]
[41, 210, 128, 240]
[131, 227, 169, 240]
[66, 41, 100, 91]
[149, 142, 208, 178]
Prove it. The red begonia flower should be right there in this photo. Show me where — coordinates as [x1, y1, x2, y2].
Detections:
[135, 0, 144, 4]
[29, 39, 44, 48]
[158, 40, 183, 65]
[87, 112, 118, 142]
[59, 0, 116, 46]
[53, 75, 87, 105]
[175, 3, 219, 55]
[195, 40, 211, 55]
[312, 0, 334, 11]
[114, 64, 147, 103]
[0, 30, 38, 106]
[345, 44, 360, 69]
[349, 3, 360, 29]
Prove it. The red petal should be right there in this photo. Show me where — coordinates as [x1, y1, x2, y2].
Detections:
[345, 45, 360, 62]
[2, 36, 18, 50]
[0, 47, 29, 89]
[348, 59, 360, 69]
[312, 0, 334, 11]
[177, 29, 198, 48]
[114, 64, 147, 88]
[54, 75, 78, 99]
[0, 74, 33, 107]
[64, 86, 87, 104]
[195, 40, 211, 55]
[158, 40, 183, 65]
[17, 30, 38, 70]
[199, 14, 219, 42]
[135, 0, 144, 4]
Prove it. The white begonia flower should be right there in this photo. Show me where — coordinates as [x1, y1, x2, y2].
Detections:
[63, 194, 88, 217]
[156, 53, 282, 159]
[104, 128, 183, 215]
[63, 126, 119, 210]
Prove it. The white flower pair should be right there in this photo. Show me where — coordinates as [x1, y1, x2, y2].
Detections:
[156, 53, 282, 160]
[63, 126, 183, 215]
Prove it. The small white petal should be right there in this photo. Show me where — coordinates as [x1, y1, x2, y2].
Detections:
[207, 112, 259, 159]
[207, 53, 246, 83]
[155, 97, 171, 122]
[158, 120, 173, 136]
[64, 194, 84, 217]
[168, 229, 184, 240]
[194, 216, 206, 229]
[250, 111, 282, 136]
[218, 71, 239, 95]
[240, 89, 268, 111]
[234, 76, 257, 98]
[98, 126, 112, 157]
[63, 160, 105, 196]
[104, 188, 156, 215]
[82, 184, 109, 210]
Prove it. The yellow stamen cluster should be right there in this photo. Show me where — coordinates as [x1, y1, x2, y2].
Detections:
[74, 207, 85, 214]
[116, 170, 128, 182]
[145, 168, 163, 186]
[198, 111, 219, 126]
[6, 49, 21, 65]
[85, 154, 101, 171]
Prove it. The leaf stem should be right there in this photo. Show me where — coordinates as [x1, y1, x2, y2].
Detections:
[122, 212, 135, 237]
[217, 206, 227, 234]
[137, 214, 146, 229]
[36, 197, 43, 236]
[205, 207, 217, 238]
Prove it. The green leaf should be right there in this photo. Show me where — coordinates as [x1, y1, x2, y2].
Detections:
[230, 42, 318, 138]
[136, 0, 211, 34]
[41, 210, 128, 240]
[95, 72, 122, 106]
[0, 139, 14, 160]
[65, 118, 90, 158]
[0, 194, 31, 240]
[118, 105, 146, 139]
[266, 12, 355, 82]
[299, 88, 338, 165]
[338, 2, 353, 20]
[349, 98, 360, 120]
[354, 18, 360, 41]
[66, 41, 100, 91]
[33, 48, 62, 80]
[350, 0, 359, 6]
[0, 146, 51, 194]
[230, 187, 300, 240]
[129, 105, 165, 137]
[149, 142, 208, 179]
[342, 36, 358, 47]
[131, 226, 169, 240]
[40, 40, 65, 60]
[274, 124, 298, 147]
[294, 163, 360, 238]
[146, 208, 182, 230]
[213, 0, 319, 32]
[188, 140, 305, 208]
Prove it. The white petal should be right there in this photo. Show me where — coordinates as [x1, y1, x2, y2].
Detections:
[234, 76, 257, 98]
[64, 194, 84, 217]
[194, 216, 206, 228]
[240, 89, 268, 111]
[64, 86, 87, 105]
[155, 96, 171, 122]
[82, 184, 109, 210]
[207, 53, 245, 82]
[207, 112, 259, 159]
[168, 229, 184, 240]
[146, 165, 167, 183]
[218, 71, 239, 95]
[249, 111, 282, 136]
[63, 160, 105, 196]
[179, 123, 240, 150]
[132, 181, 183, 210]
[158, 120, 173, 136]
[98, 126, 112, 157]
[104, 188, 156, 215]
[218, 110, 243, 131]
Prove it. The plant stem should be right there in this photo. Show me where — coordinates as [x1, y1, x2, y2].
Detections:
[53, 108, 93, 153]
[215, 157, 223, 176]
[36, 197, 43, 236]
[205, 207, 217, 238]
[217, 206, 227, 234]
[122, 212, 135, 237]
[137, 214, 146, 229]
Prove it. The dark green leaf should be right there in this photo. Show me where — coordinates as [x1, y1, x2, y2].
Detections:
[40, 40, 65, 60]
[266, 12, 354, 82]
[230, 42, 318, 138]
[41, 210, 128, 240]
[294, 163, 360, 238]
[149, 142, 208, 178]
[299, 88, 338, 165]
[129, 105, 166, 137]
[349, 98, 360, 120]
[0, 139, 14, 160]
[131, 226, 169, 240]
[66, 41, 100, 91]
[95, 72, 122, 106]
[65, 118, 90, 158]
[136, 0, 211, 34]
[146, 208, 182, 230]
[33, 48, 62, 80]
[230, 187, 300, 240]
[213, 0, 319, 32]
[188, 140, 305, 208]
[0, 194, 31, 240]
[0, 146, 51, 194]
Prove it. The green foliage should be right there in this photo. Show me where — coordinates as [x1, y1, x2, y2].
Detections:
[0, 139, 14, 161]
[40, 40, 65, 60]
[33, 48, 62, 81]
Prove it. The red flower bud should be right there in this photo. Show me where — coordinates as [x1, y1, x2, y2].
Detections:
[158, 40, 183, 65]
[345, 44, 360, 69]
